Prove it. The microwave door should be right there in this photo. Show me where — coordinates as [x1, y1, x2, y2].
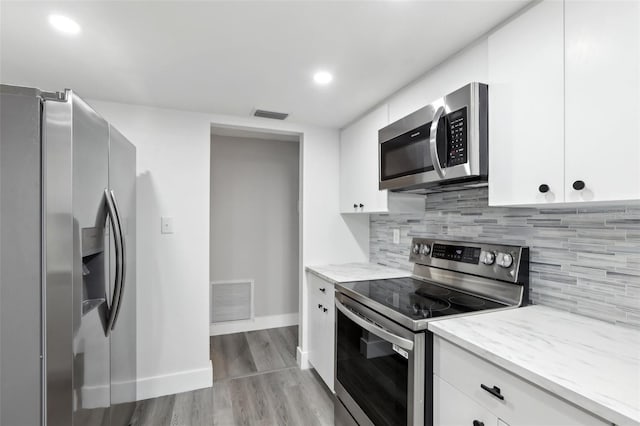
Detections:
[379, 125, 434, 182]
[378, 112, 449, 191]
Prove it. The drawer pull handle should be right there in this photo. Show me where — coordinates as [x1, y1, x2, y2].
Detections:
[319, 287, 326, 293]
[480, 384, 504, 400]
[473, 421, 484, 426]
[323, 307, 328, 313]
[318, 304, 323, 309]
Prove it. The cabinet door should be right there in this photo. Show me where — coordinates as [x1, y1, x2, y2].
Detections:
[339, 104, 389, 213]
[306, 274, 335, 391]
[434, 375, 498, 426]
[307, 281, 322, 370]
[565, 0, 640, 202]
[488, 0, 564, 206]
[318, 292, 335, 392]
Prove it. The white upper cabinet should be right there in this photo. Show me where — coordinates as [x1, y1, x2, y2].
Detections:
[565, 0, 640, 202]
[489, 0, 640, 206]
[488, 0, 565, 205]
[340, 104, 423, 213]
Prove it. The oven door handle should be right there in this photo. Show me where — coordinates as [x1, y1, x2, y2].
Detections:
[335, 298, 414, 351]
[429, 105, 447, 179]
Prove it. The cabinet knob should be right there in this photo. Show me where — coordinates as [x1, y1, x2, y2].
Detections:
[319, 287, 326, 293]
[538, 184, 549, 193]
[353, 203, 358, 209]
[473, 421, 484, 426]
[359, 203, 364, 208]
[572, 180, 586, 191]
[323, 307, 328, 313]
[317, 304, 323, 309]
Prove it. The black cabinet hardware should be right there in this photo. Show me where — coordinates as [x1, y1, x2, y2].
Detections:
[473, 421, 484, 426]
[572, 180, 585, 190]
[318, 304, 323, 309]
[323, 307, 328, 313]
[353, 203, 358, 208]
[538, 184, 549, 193]
[480, 384, 504, 400]
[359, 203, 364, 208]
[319, 288, 326, 293]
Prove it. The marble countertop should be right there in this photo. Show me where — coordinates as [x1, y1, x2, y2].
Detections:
[429, 305, 640, 426]
[305, 262, 411, 284]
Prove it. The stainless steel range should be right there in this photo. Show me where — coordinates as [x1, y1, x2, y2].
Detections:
[334, 238, 529, 426]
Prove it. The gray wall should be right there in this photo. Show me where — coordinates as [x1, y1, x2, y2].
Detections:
[370, 188, 640, 329]
[210, 134, 299, 317]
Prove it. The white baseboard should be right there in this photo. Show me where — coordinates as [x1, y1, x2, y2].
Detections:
[79, 384, 110, 409]
[135, 362, 213, 401]
[297, 346, 310, 370]
[209, 312, 299, 336]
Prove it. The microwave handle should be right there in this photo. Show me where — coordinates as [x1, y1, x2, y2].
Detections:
[429, 106, 447, 179]
[335, 297, 414, 351]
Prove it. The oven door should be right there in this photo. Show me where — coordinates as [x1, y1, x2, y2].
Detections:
[335, 293, 427, 426]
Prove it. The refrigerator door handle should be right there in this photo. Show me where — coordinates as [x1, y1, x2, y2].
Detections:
[104, 189, 123, 336]
[109, 189, 126, 331]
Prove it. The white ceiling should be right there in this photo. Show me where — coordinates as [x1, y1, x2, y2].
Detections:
[0, 1, 530, 128]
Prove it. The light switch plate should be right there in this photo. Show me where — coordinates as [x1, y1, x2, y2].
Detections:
[392, 228, 400, 244]
[161, 216, 174, 234]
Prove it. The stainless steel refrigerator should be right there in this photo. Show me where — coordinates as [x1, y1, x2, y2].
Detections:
[0, 84, 137, 426]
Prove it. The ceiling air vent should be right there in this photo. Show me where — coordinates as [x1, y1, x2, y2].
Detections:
[253, 109, 289, 120]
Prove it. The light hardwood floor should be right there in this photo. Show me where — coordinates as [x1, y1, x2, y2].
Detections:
[130, 326, 335, 426]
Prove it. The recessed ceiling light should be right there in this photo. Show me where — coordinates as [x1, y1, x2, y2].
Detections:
[313, 71, 333, 85]
[48, 14, 81, 35]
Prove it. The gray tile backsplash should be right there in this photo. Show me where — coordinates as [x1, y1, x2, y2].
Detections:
[370, 188, 640, 329]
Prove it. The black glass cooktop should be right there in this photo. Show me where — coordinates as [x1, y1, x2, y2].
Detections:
[339, 277, 507, 322]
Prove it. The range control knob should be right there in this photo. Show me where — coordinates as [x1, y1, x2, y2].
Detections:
[412, 244, 421, 254]
[420, 244, 431, 255]
[479, 251, 495, 265]
[496, 252, 514, 268]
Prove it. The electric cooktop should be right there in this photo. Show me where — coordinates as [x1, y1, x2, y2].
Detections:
[338, 277, 507, 322]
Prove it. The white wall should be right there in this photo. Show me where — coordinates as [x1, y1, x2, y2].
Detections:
[88, 99, 368, 399]
[88, 100, 213, 400]
[210, 135, 299, 318]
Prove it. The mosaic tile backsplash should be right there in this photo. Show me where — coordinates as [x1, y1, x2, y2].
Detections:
[370, 188, 640, 329]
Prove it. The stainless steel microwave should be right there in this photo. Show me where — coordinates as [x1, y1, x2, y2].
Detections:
[378, 82, 488, 194]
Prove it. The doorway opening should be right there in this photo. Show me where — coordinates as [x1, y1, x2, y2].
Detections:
[208, 123, 302, 343]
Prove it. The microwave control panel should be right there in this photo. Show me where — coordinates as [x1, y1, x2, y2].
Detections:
[447, 107, 467, 167]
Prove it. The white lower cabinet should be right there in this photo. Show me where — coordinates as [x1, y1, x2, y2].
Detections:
[433, 337, 608, 426]
[306, 273, 335, 391]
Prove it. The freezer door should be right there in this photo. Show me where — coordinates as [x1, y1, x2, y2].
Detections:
[69, 93, 111, 426]
[0, 85, 43, 426]
[107, 125, 137, 426]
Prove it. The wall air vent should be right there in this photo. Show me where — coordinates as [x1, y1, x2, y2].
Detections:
[253, 109, 289, 120]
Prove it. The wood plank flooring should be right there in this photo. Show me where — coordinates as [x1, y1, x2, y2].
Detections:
[130, 326, 335, 426]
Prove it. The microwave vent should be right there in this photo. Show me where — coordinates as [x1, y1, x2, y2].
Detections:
[253, 109, 289, 120]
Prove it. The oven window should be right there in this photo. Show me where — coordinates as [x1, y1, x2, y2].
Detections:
[336, 310, 408, 426]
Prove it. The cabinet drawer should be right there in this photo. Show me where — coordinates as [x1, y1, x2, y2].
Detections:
[308, 273, 334, 303]
[435, 375, 498, 426]
[434, 337, 607, 426]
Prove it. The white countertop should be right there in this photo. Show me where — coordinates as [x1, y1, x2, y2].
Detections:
[428, 305, 640, 426]
[305, 262, 411, 284]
